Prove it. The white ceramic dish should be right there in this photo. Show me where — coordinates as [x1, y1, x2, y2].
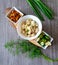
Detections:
[39, 31, 53, 49]
[16, 15, 42, 40]
[5, 7, 24, 24]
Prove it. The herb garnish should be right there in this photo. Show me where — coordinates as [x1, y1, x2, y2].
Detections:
[5, 39, 58, 62]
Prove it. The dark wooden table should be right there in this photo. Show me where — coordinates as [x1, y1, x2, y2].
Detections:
[0, 0, 58, 65]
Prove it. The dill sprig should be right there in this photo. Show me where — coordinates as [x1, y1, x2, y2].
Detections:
[5, 39, 58, 62]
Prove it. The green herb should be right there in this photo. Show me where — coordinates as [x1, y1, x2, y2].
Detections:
[5, 39, 58, 62]
[26, 0, 54, 21]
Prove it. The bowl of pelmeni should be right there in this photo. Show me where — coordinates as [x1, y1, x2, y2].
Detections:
[16, 15, 42, 40]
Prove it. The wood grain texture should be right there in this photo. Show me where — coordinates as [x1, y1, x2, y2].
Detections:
[0, 0, 58, 65]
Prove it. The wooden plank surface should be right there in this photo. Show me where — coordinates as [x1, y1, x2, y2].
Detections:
[0, 0, 58, 65]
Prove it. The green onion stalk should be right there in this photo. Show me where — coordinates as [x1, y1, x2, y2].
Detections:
[26, 0, 54, 21]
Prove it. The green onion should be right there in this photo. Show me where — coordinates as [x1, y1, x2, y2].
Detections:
[26, 0, 54, 20]
[34, 0, 54, 19]
[26, 0, 44, 21]
[38, 0, 54, 15]
[38, 0, 54, 19]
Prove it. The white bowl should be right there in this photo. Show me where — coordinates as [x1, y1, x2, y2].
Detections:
[16, 15, 42, 40]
